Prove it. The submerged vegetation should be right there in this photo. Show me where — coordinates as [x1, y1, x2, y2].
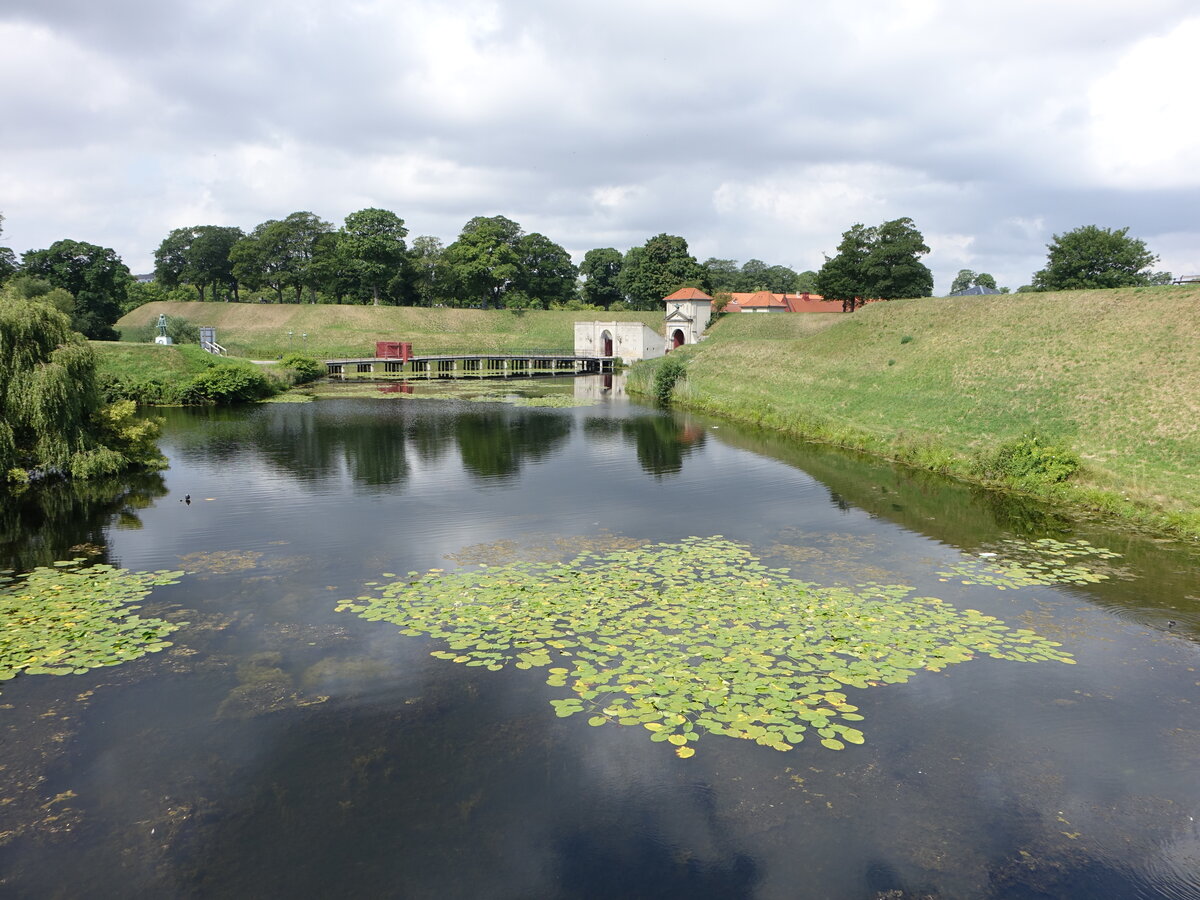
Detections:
[339, 537, 1081, 757]
[0, 561, 182, 683]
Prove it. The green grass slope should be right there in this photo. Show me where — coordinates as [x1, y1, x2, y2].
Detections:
[654, 285, 1200, 535]
[92, 341, 219, 383]
[117, 302, 663, 359]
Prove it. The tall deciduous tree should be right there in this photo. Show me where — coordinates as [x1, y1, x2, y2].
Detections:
[950, 269, 977, 293]
[581, 248, 625, 308]
[1031, 225, 1169, 290]
[863, 217, 933, 300]
[761, 264, 800, 293]
[950, 269, 999, 293]
[340, 208, 408, 306]
[0, 214, 16, 286]
[702, 258, 742, 293]
[442, 216, 523, 308]
[815, 224, 874, 302]
[619, 234, 705, 309]
[154, 225, 244, 302]
[816, 218, 933, 303]
[230, 212, 333, 303]
[21, 240, 132, 339]
[514, 232, 577, 307]
[407, 236, 447, 307]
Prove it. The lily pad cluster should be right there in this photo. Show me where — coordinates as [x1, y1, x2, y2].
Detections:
[937, 538, 1121, 589]
[339, 537, 1074, 757]
[0, 561, 183, 682]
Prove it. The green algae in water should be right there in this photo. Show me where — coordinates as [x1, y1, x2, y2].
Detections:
[339, 537, 1075, 757]
[938, 538, 1124, 589]
[0, 561, 183, 683]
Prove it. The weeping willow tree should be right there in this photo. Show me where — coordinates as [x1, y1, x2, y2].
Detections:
[0, 291, 164, 481]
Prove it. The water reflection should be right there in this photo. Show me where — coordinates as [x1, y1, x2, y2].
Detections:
[455, 410, 572, 482]
[158, 401, 575, 490]
[0, 472, 167, 570]
[584, 415, 708, 478]
[1, 388, 1198, 898]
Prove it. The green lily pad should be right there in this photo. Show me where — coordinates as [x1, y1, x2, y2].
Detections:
[339, 537, 1075, 757]
[0, 561, 183, 687]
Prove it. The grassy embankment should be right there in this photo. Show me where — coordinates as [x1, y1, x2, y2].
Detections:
[115, 302, 662, 360]
[630, 286, 1200, 538]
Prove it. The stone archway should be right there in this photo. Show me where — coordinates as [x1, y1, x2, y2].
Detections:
[601, 330, 613, 357]
[672, 329, 685, 350]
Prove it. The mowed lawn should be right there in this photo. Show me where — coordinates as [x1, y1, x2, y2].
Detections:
[117, 302, 663, 359]
[90, 341, 220, 382]
[683, 286, 1200, 517]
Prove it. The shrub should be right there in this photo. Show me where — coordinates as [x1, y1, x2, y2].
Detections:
[180, 364, 273, 404]
[279, 353, 323, 384]
[165, 316, 200, 345]
[900, 335, 914, 344]
[653, 355, 688, 405]
[975, 434, 1080, 487]
[98, 374, 182, 406]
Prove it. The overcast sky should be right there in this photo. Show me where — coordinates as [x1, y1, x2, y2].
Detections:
[2, 0, 1198, 293]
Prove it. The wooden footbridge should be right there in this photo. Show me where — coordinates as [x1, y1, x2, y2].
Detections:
[325, 350, 614, 380]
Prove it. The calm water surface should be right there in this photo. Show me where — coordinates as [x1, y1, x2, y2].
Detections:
[1, 377, 1198, 899]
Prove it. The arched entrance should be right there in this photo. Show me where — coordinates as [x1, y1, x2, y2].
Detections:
[671, 329, 685, 350]
[601, 330, 613, 357]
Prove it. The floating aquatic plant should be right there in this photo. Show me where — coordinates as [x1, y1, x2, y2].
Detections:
[937, 538, 1122, 589]
[0, 561, 183, 683]
[339, 537, 1074, 757]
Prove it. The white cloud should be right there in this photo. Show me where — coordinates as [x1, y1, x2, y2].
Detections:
[1087, 16, 1200, 188]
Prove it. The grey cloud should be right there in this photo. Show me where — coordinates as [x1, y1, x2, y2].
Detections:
[2, 0, 1198, 284]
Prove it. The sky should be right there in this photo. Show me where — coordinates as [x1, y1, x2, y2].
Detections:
[2, 0, 1198, 293]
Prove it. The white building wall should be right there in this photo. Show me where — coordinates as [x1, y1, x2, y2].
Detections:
[574, 322, 665, 364]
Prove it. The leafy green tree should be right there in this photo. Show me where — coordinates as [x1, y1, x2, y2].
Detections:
[815, 224, 873, 302]
[153, 225, 244, 302]
[21, 240, 132, 339]
[4, 275, 75, 319]
[740, 259, 769, 290]
[816, 218, 933, 302]
[407, 236, 447, 307]
[795, 270, 819, 293]
[340, 208, 408, 305]
[442, 216, 523, 308]
[581, 248, 625, 309]
[950, 269, 977, 293]
[950, 269, 999, 293]
[230, 212, 333, 303]
[702, 258, 742, 293]
[619, 234, 705, 309]
[515, 232, 577, 307]
[863, 217, 933, 299]
[0, 215, 16, 286]
[1031, 225, 1169, 290]
[762, 264, 800, 293]
[309, 231, 359, 304]
[0, 289, 163, 479]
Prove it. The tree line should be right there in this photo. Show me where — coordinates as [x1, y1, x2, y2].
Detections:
[0, 207, 1174, 344]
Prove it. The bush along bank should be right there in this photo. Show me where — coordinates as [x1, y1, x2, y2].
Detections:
[96, 345, 323, 406]
[628, 354, 1200, 541]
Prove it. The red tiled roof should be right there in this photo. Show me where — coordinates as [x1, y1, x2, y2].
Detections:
[784, 293, 839, 313]
[663, 288, 713, 301]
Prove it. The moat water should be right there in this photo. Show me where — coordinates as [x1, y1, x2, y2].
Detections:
[1, 376, 1197, 899]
